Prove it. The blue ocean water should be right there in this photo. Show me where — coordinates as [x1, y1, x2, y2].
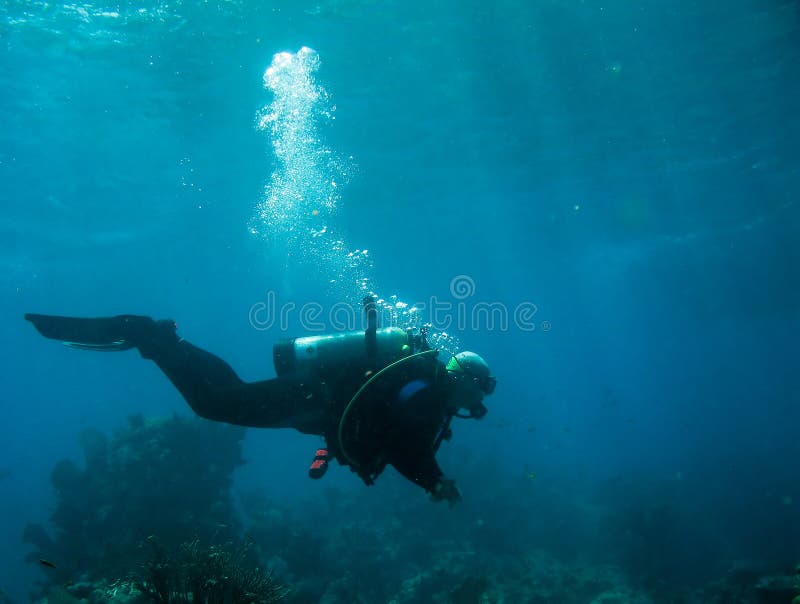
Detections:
[1, 1, 798, 602]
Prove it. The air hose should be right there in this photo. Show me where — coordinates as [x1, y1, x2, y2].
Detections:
[337, 349, 438, 468]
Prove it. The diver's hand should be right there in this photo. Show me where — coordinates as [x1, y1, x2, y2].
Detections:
[431, 478, 462, 507]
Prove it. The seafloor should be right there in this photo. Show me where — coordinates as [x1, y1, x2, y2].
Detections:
[18, 415, 799, 604]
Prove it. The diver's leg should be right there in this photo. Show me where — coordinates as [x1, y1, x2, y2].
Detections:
[24, 313, 328, 433]
[149, 338, 328, 433]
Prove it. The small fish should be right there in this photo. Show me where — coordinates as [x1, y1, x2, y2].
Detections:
[527, 472, 537, 480]
[38, 559, 57, 569]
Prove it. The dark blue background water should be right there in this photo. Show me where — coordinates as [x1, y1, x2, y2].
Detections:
[2, 1, 798, 601]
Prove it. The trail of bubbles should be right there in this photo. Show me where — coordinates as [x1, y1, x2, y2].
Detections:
[251, 46, 371, 303]
[252, 47, 459, 354]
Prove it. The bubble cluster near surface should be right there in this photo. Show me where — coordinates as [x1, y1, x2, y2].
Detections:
[251, 46, 368, 302]
[252, 47, 460, 353]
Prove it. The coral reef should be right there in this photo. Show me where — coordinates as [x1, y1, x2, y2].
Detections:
[22, 414, 798, 604]
[237, 481, 654, 604]
[25, 415, 246, 600]
[754, 572, 800, 604]
[134, 538, 288, 603]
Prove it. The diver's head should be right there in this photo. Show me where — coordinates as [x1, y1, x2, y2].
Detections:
[445, 351, 496, 419]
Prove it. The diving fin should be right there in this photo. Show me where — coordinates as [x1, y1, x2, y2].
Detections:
[24, 313, 167, 354]
[63, 340, 134, 352]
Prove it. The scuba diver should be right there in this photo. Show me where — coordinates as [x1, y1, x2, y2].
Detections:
[24, 297, 496, 506]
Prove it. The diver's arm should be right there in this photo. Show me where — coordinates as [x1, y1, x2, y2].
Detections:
[390, 450, 446, 493]
[385, 381, 461, 501]
[430, 478, 462, 506]
[392, 453, 461, 505]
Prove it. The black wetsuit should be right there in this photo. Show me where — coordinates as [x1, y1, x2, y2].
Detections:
[24, 313, 456, 492]
[146, 337, 454, 492]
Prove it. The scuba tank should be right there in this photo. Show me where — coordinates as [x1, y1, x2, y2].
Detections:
[273, 326, 412, 377]
[272, 295, 429, 378]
